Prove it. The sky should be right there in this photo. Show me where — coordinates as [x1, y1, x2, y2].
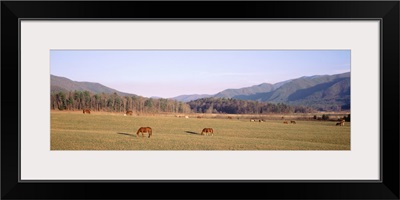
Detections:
[50, 50, 350, 98]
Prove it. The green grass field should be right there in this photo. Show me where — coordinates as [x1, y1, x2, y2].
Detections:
[51, 111, 350, 150]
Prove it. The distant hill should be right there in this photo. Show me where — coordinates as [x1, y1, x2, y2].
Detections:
[214, 83, 275, 99]
[173, 72, 350, 110]
[50, 75, 137, 97]
[254, 73, 350, 102]
[172, 94, 214, 102]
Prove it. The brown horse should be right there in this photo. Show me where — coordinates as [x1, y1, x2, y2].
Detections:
[136, 127, 152, 138]
[201, 128, 214, 136]
[126, 110, 133, 116]
[336, 119, 345, 126]
[290, 121, 296, 124]
[283, 121, 288, 124]
[83, 109, 91, 114]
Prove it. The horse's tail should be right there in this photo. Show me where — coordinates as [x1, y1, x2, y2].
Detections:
[147, 127, 152, 138]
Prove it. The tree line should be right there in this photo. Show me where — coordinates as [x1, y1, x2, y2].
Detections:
[50, 91, 317, 114]
[187, 97, 315, 114]
[50, 91, 191, 114]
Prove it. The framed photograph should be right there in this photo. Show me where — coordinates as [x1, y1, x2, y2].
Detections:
[2, 1, 399, 199]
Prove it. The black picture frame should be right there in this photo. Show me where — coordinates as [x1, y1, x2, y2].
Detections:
[2, 1, 399, 199]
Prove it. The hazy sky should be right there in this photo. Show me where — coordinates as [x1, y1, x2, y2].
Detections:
[50, 50, 350, 98]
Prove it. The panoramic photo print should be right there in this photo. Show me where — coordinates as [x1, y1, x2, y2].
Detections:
[50, 50, 350, 150]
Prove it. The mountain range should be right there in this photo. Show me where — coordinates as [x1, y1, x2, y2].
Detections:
[51, 72, 350, 110]
[171, 72, 350, 110]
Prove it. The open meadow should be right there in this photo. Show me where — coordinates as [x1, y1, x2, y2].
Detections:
[51, 111, 350, 150]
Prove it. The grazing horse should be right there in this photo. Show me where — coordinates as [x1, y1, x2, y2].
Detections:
[290, 121, 296, 124]
[201, 128, 214, 136]
[126, 110, 133, 116]
[136, 127, 152, 138]
[336, 120, 345, 126]
[228, 116, 232, 119]
[83, 109, 91, 114]
[283, 121, 288, 124]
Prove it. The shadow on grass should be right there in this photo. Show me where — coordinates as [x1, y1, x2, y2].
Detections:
[185, 131, 200, 135]
[117, 132, 136, 137]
